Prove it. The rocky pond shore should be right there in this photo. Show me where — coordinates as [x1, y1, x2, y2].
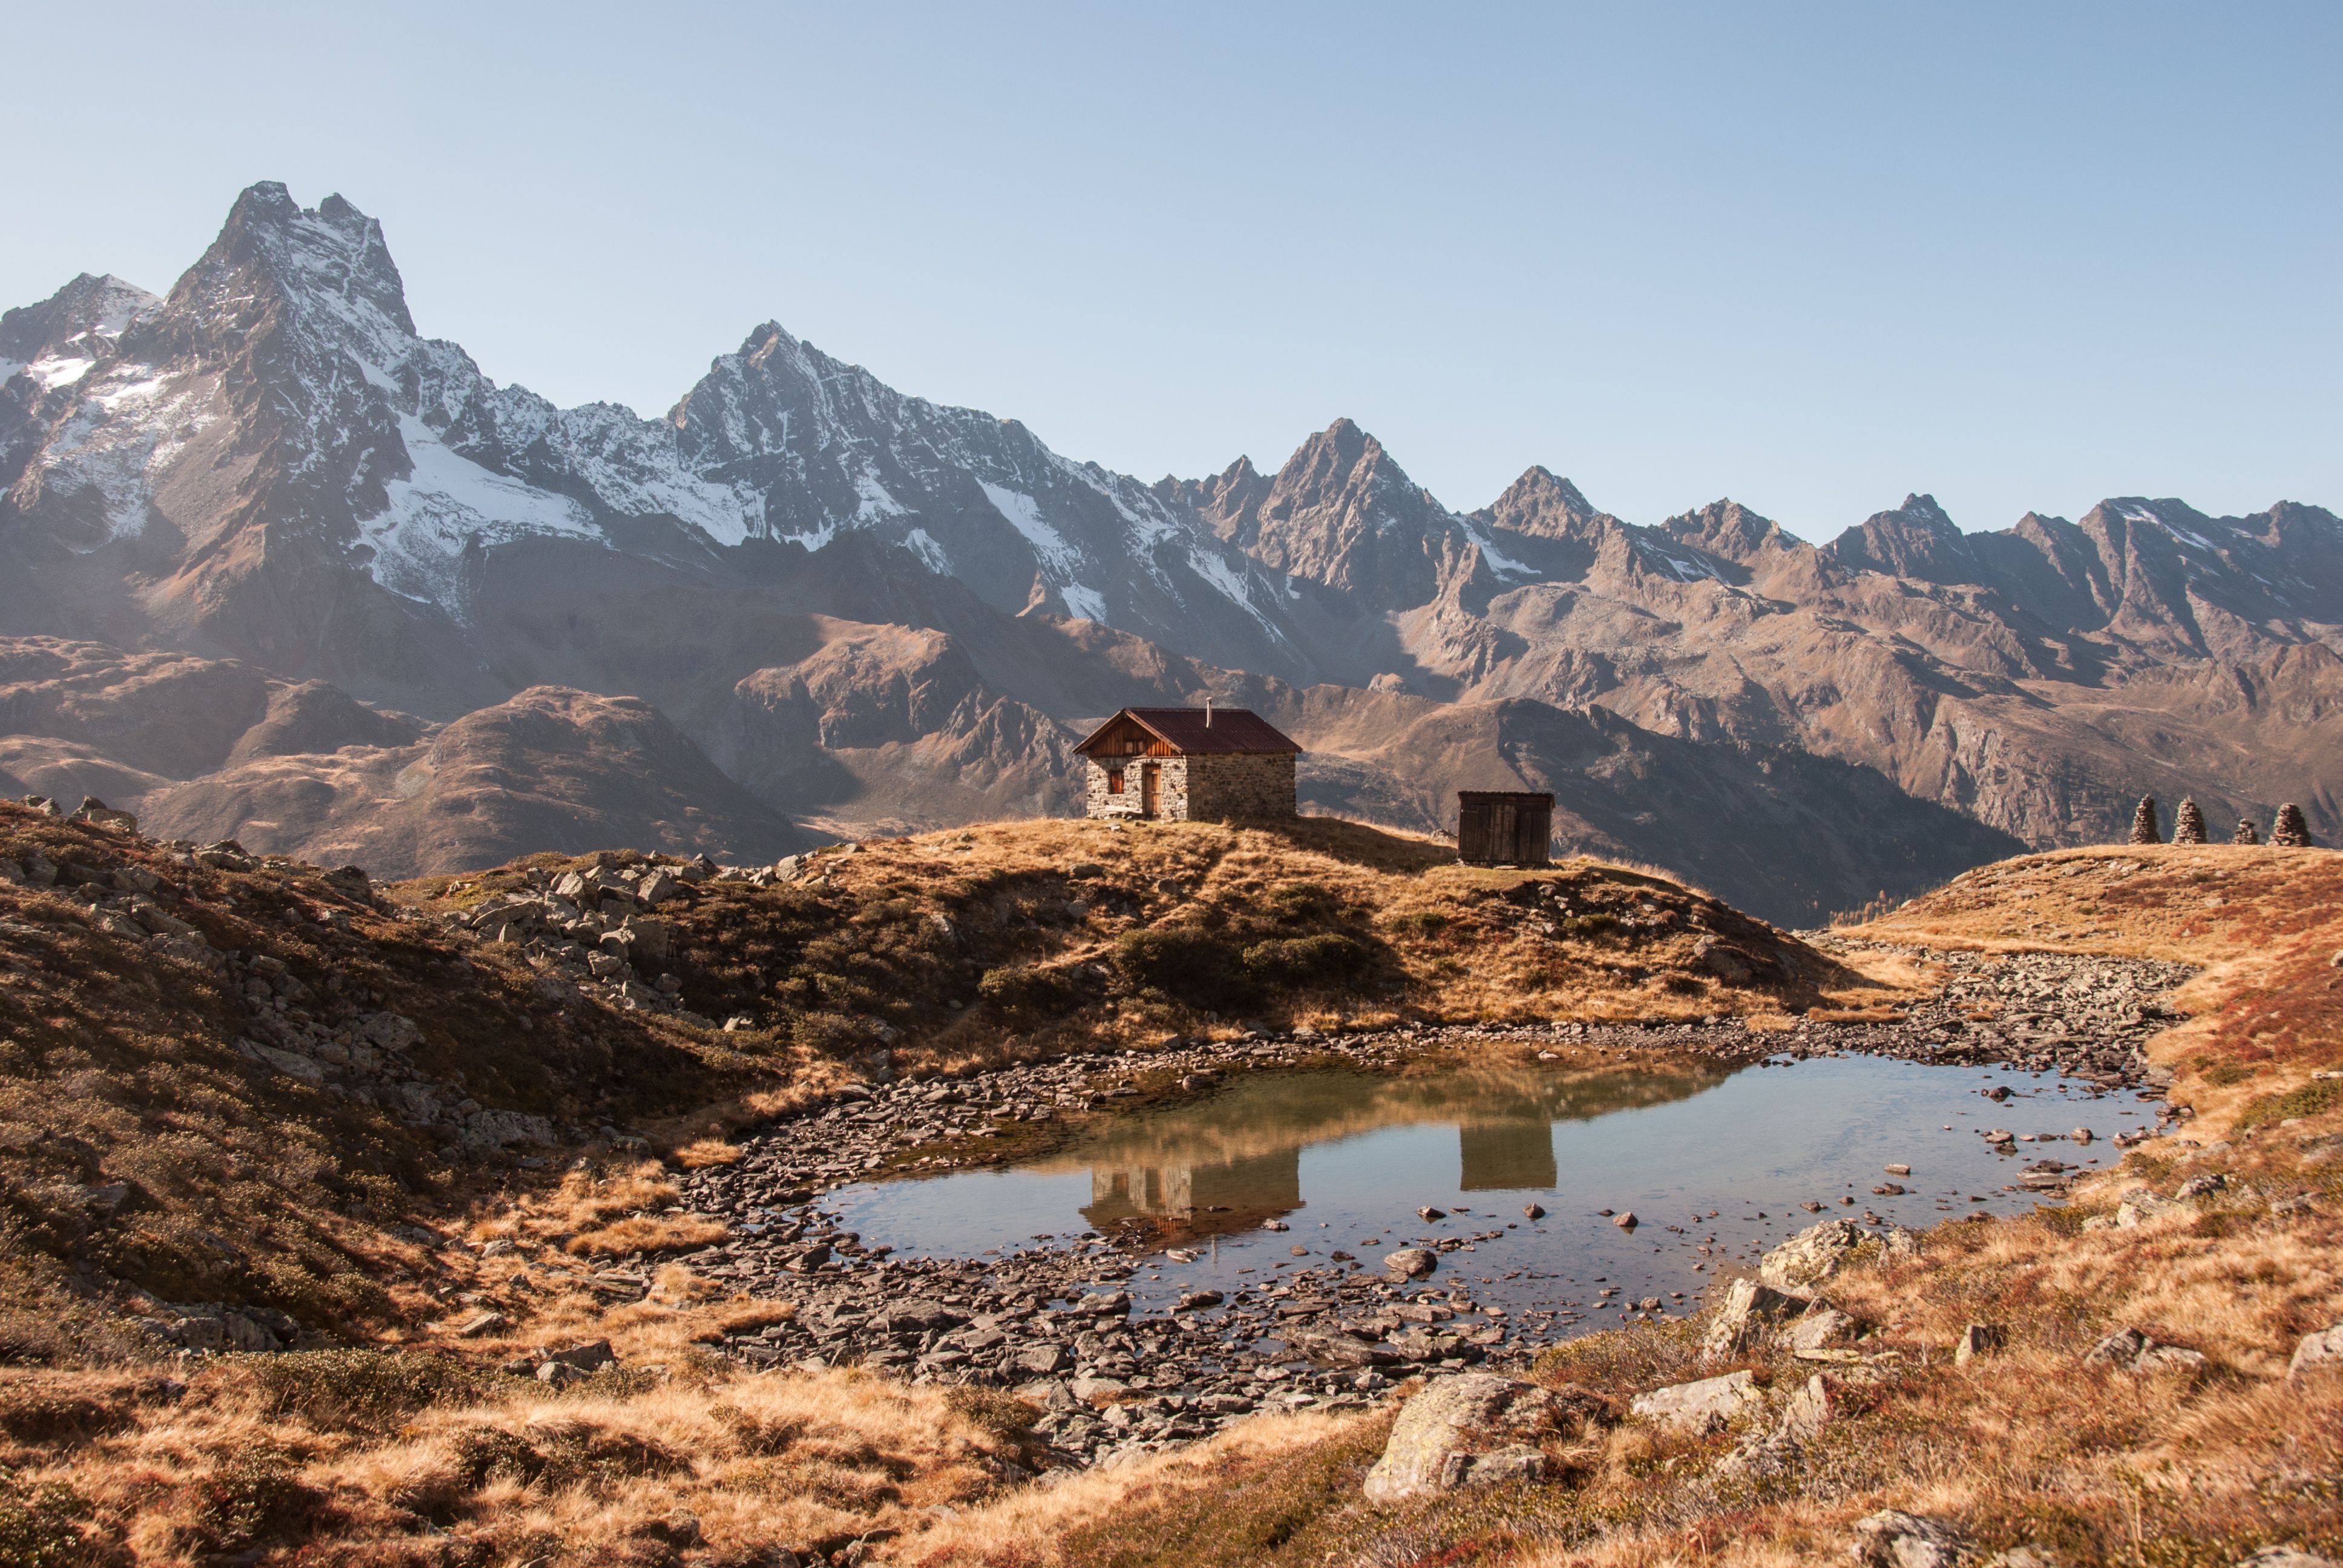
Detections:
[620, 945, 2192, 1469]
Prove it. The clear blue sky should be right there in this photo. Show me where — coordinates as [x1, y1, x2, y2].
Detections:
[5, 3, 2336, 538]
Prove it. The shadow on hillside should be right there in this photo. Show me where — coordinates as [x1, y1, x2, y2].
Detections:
[1265, 813, 1455, 872]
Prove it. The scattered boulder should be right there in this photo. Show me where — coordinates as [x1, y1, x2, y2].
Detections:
[1852, 1510, 1968, 1568]
[1787, 1303, 1865, 1356]
[2235, 1550, 2339, 1568]
[1384, 1247, 1439, 1279]
[1629, 1369, 1762, 1434]
[1011, 1344, 1071, 1377]
[1700, 1276, 1804, 1357]
[546, 1339, 615, 1371]
[2287, 1324, 2343, 1383]
[2082, 1326, 2202, 1374]
[1777, 1372, 1835, 1441]
[2115, 1189, 2181, 1227]
[1362, 1373, 1558, 1501]
[1953, 1324, 2005, 1365]
[1758, 1218, 1872, 1295]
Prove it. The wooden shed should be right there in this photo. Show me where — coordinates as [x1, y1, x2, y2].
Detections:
[1456, 791, 1553, 866]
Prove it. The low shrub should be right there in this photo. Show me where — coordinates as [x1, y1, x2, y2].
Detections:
[977, 964, 1080, 1018]
[1241, 933, 1368, 987]
[2236, 1079, 2342, 1131]
[0, 1468, 87, 1568]
[1113, 928, 1252, 1010]
[246, 1348, 485, 1432]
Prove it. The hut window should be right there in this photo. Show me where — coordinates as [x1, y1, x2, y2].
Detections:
[1107, 766, 1124, 794]
[1122, 737, 1142, 756]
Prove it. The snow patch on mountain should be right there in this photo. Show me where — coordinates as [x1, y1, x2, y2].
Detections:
[30, 364, 219, 543]
[362, 416, 600, 604]
[902, 528, 952, 574]
[980, 482, 1081, 578]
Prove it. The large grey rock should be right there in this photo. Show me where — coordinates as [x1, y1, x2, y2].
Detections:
[1362, 1373, 1556, 1501]
[1787, 1303, 1865, 1356]
[2235, 1551, 2339, 1568]
[1383, 1247, 1438, 1279]
[458, 1109, 555, 1150]
[1700, 1276, 1804, 1357]
[2287, 1324, 2343, 1383]
[1629, 1370, 1763, 1434]
[1851, 1510, 1967, 1568]
[1759, 1219, 1873, 1295]
[1011, 1344, 1072, 1377]
[1777, 1373, 1835, 1441]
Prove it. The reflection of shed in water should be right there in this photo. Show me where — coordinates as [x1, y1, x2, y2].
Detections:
[1083, 1148, 1303, 1235]
[1458, 1118, 1558, 1191]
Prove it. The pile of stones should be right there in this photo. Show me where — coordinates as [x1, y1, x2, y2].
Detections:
[438, 857, 713, 1018]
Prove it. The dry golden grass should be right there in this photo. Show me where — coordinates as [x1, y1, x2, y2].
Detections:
[563, 1214, 730, 1259]
[1852, 843, 2343, 1140]
[1, 1350, 1043, 1567]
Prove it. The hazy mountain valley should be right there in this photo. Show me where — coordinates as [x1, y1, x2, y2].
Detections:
[6, 185, 2338, 921]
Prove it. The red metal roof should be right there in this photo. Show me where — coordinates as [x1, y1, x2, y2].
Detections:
[1073, 706, 1302, 757]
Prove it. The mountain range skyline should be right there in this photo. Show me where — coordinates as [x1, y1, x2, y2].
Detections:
[4, 182, 2337, 924]
[13, 246, 2327, 554]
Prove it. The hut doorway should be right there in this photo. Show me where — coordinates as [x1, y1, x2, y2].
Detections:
[1457, 791, 1555, 866]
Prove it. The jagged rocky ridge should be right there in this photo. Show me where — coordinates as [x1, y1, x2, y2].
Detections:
[3, 183, 2338, 917]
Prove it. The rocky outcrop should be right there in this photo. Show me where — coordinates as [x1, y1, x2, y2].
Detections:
[1362, 1373, 1559, 1501]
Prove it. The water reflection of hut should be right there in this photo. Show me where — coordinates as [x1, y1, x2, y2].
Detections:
[1082, 1149, 1303, 1236]
[1458, 1118, 1558, 1191]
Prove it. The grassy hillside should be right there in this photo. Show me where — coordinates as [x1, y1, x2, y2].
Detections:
[0, 803, 1866, 1566]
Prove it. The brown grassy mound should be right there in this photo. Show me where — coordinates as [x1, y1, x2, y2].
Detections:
[396, 817, 1843, 1100]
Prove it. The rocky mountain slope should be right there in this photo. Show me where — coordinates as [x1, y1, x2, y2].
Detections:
[3, 183, 2336, 913]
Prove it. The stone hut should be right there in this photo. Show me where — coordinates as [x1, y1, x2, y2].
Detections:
[1074, 705, 1300, 822]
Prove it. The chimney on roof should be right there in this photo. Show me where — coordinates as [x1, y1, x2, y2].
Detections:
[1205, 697, 1213, 727]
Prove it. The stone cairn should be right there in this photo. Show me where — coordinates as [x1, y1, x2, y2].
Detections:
[2128, 795, 2162, 846]
[2234, 817, 2261, 846]
[2171, 798, 2207, 844]
[2272, 803, 2316, 849]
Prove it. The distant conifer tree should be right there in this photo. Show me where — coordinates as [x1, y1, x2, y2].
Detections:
[2233, 817, 2261, 845]
[2272, 803, 2315, 848]
[2128, 796, 2161, 845]
[2171, 798, 2207, 844]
